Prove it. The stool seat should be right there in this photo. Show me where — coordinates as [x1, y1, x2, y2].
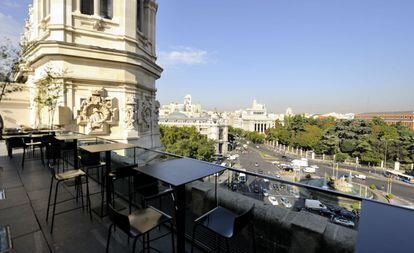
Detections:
[55, 169, 86, 181]
[129, 207, 171, 236]
[25, 141, 42, 146]
[196, 206, 237, 238]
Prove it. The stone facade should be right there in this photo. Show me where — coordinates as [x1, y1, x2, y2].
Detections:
[227, 100, 281, 133]
[16, 0, 162, 148]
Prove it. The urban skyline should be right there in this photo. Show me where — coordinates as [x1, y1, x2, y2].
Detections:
[2, 0, 414, 113]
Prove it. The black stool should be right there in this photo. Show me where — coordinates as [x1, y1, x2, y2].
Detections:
[21, 136, 44, 169]
[106, 205, 175, 253]
[46, 159, 92, 233]
[191, 205, 256, 253]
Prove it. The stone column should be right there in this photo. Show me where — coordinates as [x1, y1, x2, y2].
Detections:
[94, 0, 100, 16]
[76, 0, 81, 12]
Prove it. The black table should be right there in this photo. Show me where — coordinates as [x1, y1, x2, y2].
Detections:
[55, 134, 92, 169]
[355, 200, 414, 253]
[135, 158, 225, 253]
[79, 143, 136, 216]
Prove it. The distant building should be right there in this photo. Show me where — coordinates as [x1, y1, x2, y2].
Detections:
[159, 95, 229, 155]
[355, 111, 414, 130]
[313, 112, 355, 120]
[227, 100, 280, 133]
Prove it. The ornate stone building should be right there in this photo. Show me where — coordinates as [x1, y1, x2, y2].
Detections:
[17, 0, 162, 148]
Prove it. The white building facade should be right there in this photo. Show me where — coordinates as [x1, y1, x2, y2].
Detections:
[159, 95, 229, 155]
[227, 100, 280, 133]
[17, 0, 162, 148]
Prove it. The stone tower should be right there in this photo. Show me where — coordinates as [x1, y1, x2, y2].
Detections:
[18, 0, 162, 148]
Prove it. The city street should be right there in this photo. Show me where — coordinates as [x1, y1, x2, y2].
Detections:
[229, 140, 414, 206]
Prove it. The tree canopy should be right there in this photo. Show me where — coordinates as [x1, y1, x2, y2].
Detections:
[160, 125, 216, 161]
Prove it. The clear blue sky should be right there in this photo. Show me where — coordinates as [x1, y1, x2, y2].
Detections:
[3, 0, 414, 114]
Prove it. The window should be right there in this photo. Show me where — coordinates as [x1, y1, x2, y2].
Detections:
[81, 0, 94, 15]
[137, 0, 143, 31]
[101, 0, 113, 19]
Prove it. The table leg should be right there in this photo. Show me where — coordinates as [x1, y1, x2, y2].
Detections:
[105, 150, 111, 212]
[175, 185, 186, 253]
[74, 139, 78, 169]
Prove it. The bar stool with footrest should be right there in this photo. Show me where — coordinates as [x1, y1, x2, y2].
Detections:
[106, 204, 175, 253]
[46, 158, 92, 233]
[21, 134, 45, 169]
[191, 205, 256, 253]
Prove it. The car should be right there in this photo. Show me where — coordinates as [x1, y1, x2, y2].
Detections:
[339, 210, 357, 220]
[256, 146, 260, 149]
[263, 178, 269, 183]
[280, 184, 286, 189]
[275, 173, 281, 178]
[272, 184, 280, 190]
[255, 162, 259, 167]
[268, 196, 279, 206]
[332, 217, 355, 228]
[282, 155, 288, 160]
[354, 174, 366, 180]
[231, 183, 238, 191]
[253, 185, 260, 193]
[258, 169, 264, 174]
[262, 189, 269, 197]
[310, 165, 319, 169]
[319, 208, 335, 218]
[280, 197, 292, 208]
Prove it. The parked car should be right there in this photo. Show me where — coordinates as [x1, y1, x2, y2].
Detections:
[231, 183, 238, 191]
[332, 217, 355, 228]
[268, 196, 279, 206]
[275, 173, 281, 178]
[253, 185, 260, 193]
[354, 174, 367, 180]
[255, 162, 259, 167]
[320, 208, 335, 218]
[272, 184, 280, 190]
[281, 197, 292, 208]
[339, 210, 357, 220]
[262, 188, 269, 197]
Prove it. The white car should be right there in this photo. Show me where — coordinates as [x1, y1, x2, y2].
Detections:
[332, 217, 355, 228]
[268, 196, 279, 206]
[303, 167, 316, 173]
[310, 165, 319, 169]
[262, 189, 269, 197]
[280, 197, 292, 208]
[275, 173, 281, 178]
[355, 174, 367, 180]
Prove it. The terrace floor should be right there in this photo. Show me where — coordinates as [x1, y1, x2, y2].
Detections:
[0, 141, 199, 253]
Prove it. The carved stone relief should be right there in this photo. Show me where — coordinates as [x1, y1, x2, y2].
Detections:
[77, 89, 118, 135]
[124, 94, 136, 130]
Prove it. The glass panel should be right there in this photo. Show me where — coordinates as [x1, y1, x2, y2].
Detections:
[81, 0, 94, 15]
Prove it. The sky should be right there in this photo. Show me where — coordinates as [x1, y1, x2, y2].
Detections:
[2, 0, 414, 114]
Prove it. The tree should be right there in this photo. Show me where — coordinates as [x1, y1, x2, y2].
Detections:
[0, 38, 23, 103]
[160, 125, 216, 161]
[245, 131, 265, 144]
[33, 67, 65, 129]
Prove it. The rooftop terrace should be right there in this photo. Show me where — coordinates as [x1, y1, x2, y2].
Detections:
[1, 133, 413, 253]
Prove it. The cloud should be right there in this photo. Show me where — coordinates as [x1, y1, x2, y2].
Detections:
[158, 47, 209, 66]
[0, 12, 23, 45]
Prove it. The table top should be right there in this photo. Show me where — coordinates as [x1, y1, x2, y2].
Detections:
[3, 134, 46, 139]
[54, 134, 92, 141]
[79, 143, 136, 153]
[134, 158, 225, 187]
[355, 200, 414, 253]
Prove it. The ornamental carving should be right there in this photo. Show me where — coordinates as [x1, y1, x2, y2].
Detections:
[124, 94, 136, 130]
[77, 89, 118, 135]
[137, 95, 153, 132]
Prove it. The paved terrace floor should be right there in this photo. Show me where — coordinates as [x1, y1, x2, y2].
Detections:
[0, 141, 199, 253]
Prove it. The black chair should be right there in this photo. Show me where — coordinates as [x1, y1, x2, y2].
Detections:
[46, 158, 92, 233]
[21, 135, 45, 169]
[106, 205, 175, 253]
[107, 166, 175, 215]
[191, 205, 256, 253]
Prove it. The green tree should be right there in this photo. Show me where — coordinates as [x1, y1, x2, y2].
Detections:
[160, 125, 216, 161]
[245, 131, 265, 144]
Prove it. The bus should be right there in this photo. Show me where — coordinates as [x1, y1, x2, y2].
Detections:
[384, 170, 414, 184]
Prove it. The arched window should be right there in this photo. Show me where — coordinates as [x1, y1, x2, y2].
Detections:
[101, 0, 113, 19]
[81, 0, 94, 15]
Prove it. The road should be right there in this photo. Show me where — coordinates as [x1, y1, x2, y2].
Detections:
[231, 140, 414, 205]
